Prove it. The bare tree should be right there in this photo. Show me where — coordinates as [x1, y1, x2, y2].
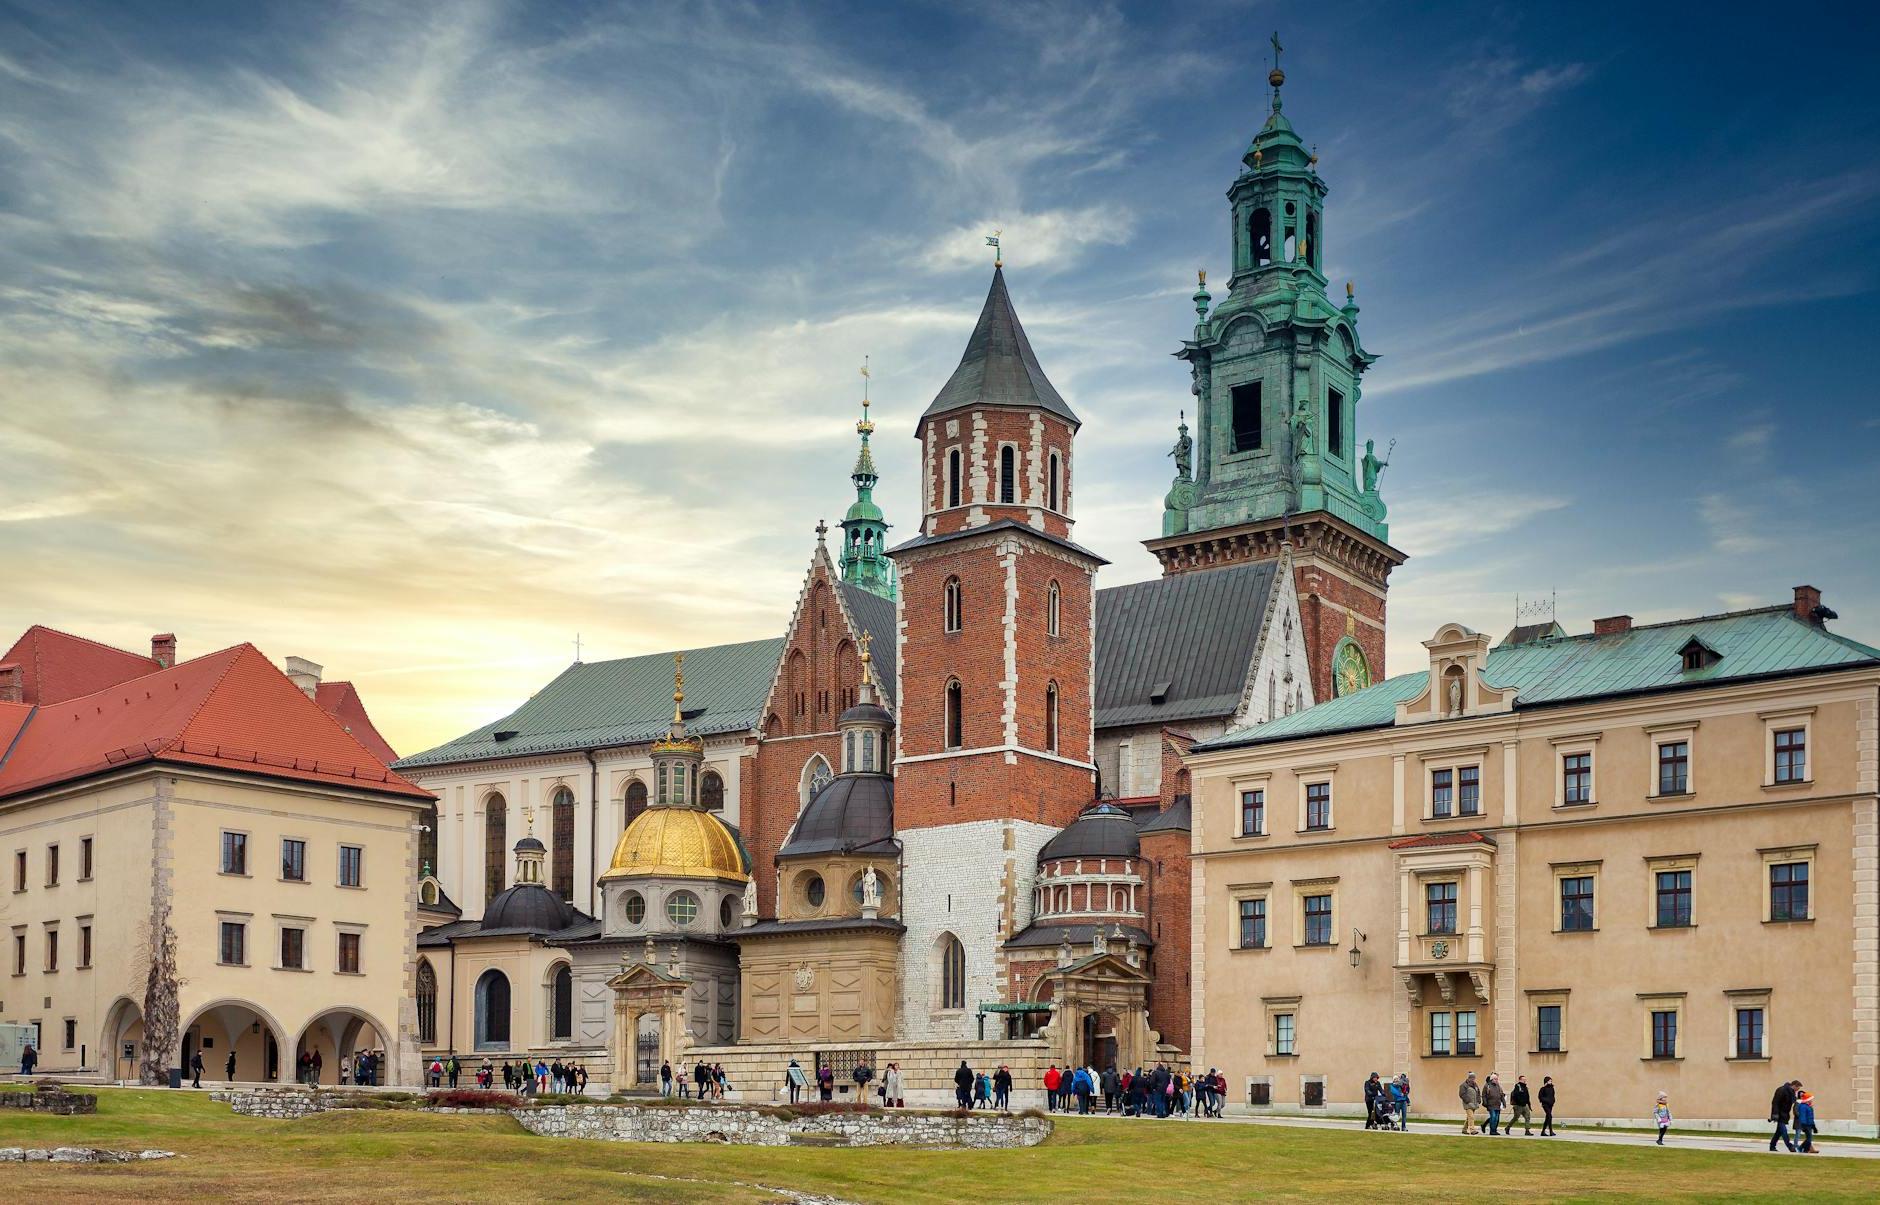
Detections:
[139, 902, 180, 1086]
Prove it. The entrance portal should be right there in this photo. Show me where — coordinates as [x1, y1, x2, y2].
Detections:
[1082, 1010, 1119, 1071]
[635, 1014, 661, 1085]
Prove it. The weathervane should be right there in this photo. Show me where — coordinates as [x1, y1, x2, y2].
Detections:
[985, 229, 1002, 268]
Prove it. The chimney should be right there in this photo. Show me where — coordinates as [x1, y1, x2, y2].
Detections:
[1793, 585, 1831, 625]
[0, 663, 21, 705]
[151, 633, 177, 668]
[1591, 615, 1633, 636]
[283, 656, 323, 699]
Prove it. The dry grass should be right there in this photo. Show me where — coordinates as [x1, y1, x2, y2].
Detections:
[0, 1087, 1870, 1202]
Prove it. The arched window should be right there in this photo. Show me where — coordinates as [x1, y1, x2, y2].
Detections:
[475, 968, 511, 1049]
[945, 679, 963, 749]
[1045, 682, 1060, 755]
[1306, 211, 1320, 269]
[700, 769, 724, 813]
[844, 730, 857, 773]
[625, 779, 648, 825]
[1047, 451, 1061, 511]
[861, 731, 877, 772]
[416, 959, 438, 1045]
[947, 447, 962, 508]
[999, 445, 1016, 504]
[1046, 580, 1061, 637]
[800, 754, 833, 810]
[944, 576, 962, 633]
[550, 786, 575, 901]
[937, 933, 966, 1010]
[1250, 207, 1272, 267]
[483, 793, 507, 903]
[548, 963, 573, 1042]
[419, 802, 439, 877]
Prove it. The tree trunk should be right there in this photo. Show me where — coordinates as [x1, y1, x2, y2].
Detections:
[139, 903, 180, 1086]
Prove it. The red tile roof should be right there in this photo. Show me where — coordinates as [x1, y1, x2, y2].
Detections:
[0, 643, 431, 802]
[0, 625, 161, 705]
[315, 681, 400, 765]
[1387, 830, 1497, 850]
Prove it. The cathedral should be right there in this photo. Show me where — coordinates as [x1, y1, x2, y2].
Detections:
[397, 65, 1403, 1096]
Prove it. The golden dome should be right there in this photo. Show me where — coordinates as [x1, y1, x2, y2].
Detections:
[601, 806, 747, 882]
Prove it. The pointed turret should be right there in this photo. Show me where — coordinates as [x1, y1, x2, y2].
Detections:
[838, 374, 897, 599]
[920, 266, 1078, 428]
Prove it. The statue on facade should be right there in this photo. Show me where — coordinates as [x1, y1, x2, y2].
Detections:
[1361, 438, 1388, 494]
[1092, 926, 1108, 956]
[1292, 399, 1315, 460]
[741, 876, 758, 921]
[1168, 411, 1193, 480]
[1446, 673, 1464, 716]
[860, 865, 881, 910]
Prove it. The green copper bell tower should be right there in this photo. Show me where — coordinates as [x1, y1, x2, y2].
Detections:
[1144, 37, 1405, 705]
[838, 384, 897, 600]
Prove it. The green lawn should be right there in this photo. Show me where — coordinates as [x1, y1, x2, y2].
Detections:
[0, 1088, 1870, 1202]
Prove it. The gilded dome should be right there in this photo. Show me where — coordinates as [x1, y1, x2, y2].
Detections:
[601, 806, 748, 882]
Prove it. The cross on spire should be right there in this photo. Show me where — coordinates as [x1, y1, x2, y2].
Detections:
[572, 632, 583, 663]
[1268, 30, 1286, 112]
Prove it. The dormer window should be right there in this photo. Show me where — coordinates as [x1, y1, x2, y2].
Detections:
[1679, 638, 1722, 673]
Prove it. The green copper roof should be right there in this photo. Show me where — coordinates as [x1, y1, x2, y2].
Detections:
[1198, 606, 1880, 753]
[396, 637, 786, 769]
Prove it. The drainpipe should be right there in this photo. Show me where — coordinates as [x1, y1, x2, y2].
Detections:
[584, 748, 601, 916]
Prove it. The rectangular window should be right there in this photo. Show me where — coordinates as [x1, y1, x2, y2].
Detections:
[1429, 1010, 1452, 1055]
[45, 844, 58, 886]
[1239, 898, 1267, 949]
[1303, 894, 1333, 946]
[44, 929, 57, 972]
[338, 931, 361, 974]
[1537, 1005, 1563, 1053]
[1425, 881, 1458, 935]
[281, 839, 306, 882]
[1654, 870, 1693, 928]
[11, 932, 23, 975]
[1559, 876, 1595, 931]
[1457, 1010, 1478, 1056]
[1273, 1012, 1294, 1056]
[1430, 769, 1453, 818]
[1326, 386, 1344, 459]
[63, 1018, 76, 1051]
[1458, 766, 1480, 816]
[221, 831, 247, 875]
[1773, 728, 1807, 783]
[338, 845, 363, 888]
[1562, 753, 1592, 804]
[1304, 782, 1332, 831]
[1248, 1081, 1272, 1106]
[280, 927, 305, 970]
[1240, 789, 1265, 837]
[80, 837, 92, 880]
[219, 921, 246, 966]
[1231, 381, 1263, 453]
[1735, 1008, 1765, 1059]
[1651, 1009, 1679, 1059]
[1657, 741, 1689, 795]
[1769, 861, 1809, 921]
[79, 924, 92, 968]
[11, 849, 22, 892]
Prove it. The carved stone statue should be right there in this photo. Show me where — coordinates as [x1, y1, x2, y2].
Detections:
[1168, 412, 1193, 480]
[741, 876, 758, 919]
[1292, 400, 1314, 460]
[1447, 674, 1463, 716]
[860, 865, 881, 910]
[1362, 438, 1383, 493]
[1092, 926, 1108, 956]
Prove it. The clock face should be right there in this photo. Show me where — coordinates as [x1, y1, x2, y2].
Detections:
[1333, 641, 1371, 698]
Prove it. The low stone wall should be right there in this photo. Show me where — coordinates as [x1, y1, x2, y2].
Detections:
[211, 1088, 339, 1119]
[0, 1084, 97, 1114]
[513, 1103, 1049, 1148]
[0, 1147, 176, 1163]
[683, 1039, 1058, 1109]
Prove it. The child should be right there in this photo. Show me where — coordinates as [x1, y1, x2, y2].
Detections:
[1653, 1093, 1672, 1145]
[1793, 1089, 1818, 1153]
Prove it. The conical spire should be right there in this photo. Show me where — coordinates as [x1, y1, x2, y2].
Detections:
[919, 266, 1078, 427]
[840, 360, 896, 599]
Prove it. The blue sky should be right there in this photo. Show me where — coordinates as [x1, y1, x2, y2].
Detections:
[2, 0, 1876, 751]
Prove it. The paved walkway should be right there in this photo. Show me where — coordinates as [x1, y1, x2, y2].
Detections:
[1067, 1108, 1880, 1160]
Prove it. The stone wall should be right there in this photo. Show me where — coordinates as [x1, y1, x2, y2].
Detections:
[211, 1088, 333, 1118]
[687, 1037, 1058, 1109]
[0, 1086, 97, 1114]
[513, 1102, 1048, 1148]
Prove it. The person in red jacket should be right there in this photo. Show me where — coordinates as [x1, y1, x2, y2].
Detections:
[1043, 1064, 1063, 1112]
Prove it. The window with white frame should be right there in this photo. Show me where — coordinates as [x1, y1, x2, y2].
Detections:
[1647, 854, 1698, 928]
[1263, 996, 1300, 1056]
[1728, 989, 1770, 1060]
[1552, 862, 1599, 932]
[1237, 896, 1268, 949]
[1240, 788, 1266, 837]
[1641, 993, 1684, 1060]
[1763, 846, 1814, 922]
[1430, 768, 1453, 818]
[1303, 781, 1332, 831]
[1528, 989, 1568, 1053]
[1561, 751, 1592, 805]
[1656, 740, 1690, 796]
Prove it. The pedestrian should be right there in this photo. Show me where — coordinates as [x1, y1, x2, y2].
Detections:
[1510, 1075, 1533, 1135]
[190, 1049, 204, 1088]
[817, 1061, 835, 1102]
[578, 1063, 588, 1095]
[312, 1050, 323, 1085]
[677, 1064, 689, 1098]
[953, 1060, 974, 1109]
[1653, 1092, 1672, 1145]
[1769, 1079, 1799, 1152]
[1363, 1072, 1382, 1129]
[994, 1064, 1013, 1111]
[448, 1053, 461, 1089]
[1389, 1074, 1409, 1131]
[19, 1042, 36, 1076]
[1044, 1063, 1062, 1111]
[536, 1059, 549, 1095]
[226, 1050, 237, 1083]
[884, 1062, 904, 1108]
[660, 1060, 673, 1097]
[1794, 1089, 1818, 1153]
[1457, 1072, 1482, 1134]
[853, 1060, 874, 1104]
[974, 1070, 992, 1109]
[1538, 1075, 1556, 1135]
[1483, 1073, 1506, 1136]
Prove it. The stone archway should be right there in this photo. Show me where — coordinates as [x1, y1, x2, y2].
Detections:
[100, 997, 144, 1084]
[180, 999, 291, 1085]
[475, 968, 513, 1051]
[294, 1007, 394, 1086]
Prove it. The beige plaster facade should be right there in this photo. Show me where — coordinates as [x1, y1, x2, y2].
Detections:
[740, 854, 901, 1044]
[1189, 617, 1880, 1132]
[1, 765, 426, 1085]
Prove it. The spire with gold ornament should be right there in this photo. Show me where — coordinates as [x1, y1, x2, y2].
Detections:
[838, 357, 897, 599]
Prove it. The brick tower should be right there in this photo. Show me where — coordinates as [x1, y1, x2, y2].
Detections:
[889, 264, 1104, 1037]
[1144, 53, 1405, 704]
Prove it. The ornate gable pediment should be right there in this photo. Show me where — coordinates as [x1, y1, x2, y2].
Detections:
[1396, 623, 1514, 726]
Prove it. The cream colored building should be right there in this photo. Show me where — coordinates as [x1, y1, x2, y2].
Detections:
[0, 638, 431, 1085]
[1187, 589, 1880, 1133]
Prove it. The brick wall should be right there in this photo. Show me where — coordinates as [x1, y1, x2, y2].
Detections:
[1140, 827, 1192, 1051]
[1295, 559, 1387, 705]
[922, 408, 1076, 540]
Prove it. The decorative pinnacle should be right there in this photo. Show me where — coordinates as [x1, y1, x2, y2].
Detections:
[1192, 269, 1212, 321]
[671, 652, 686, 724]
[523, 804, 536, 834]
[815, 518, 828, 544]
[857, 630, 875, 688]
[857, 356, 874, 435]
[1268, 31, 1285, 110]
[985, 229, 1002, 268]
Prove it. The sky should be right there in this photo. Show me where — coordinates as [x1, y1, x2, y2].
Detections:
[2, 0, 1877, 756]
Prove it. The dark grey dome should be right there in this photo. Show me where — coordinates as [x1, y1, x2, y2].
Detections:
[839, 700, 893, 727]
[1039, 803, 1139, 863]
[780, 774, 894, 858]
[514, 834, 546, 853]
[481, 882, 575, 933]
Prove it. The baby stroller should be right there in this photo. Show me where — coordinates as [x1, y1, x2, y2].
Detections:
[1371, 1089, 1398, 1131]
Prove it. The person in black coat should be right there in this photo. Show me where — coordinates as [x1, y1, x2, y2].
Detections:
[1363, 1073, 1382, 1128]
[1538, 1076, 1556, 1135]
[189, 1050, 204, 1088]
[225, 1050, 237, 1083]
[953, 1061, 974, 1109]
[1769, 1080, 1799, 1152]
[1509, 1076, 1533, 1135]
